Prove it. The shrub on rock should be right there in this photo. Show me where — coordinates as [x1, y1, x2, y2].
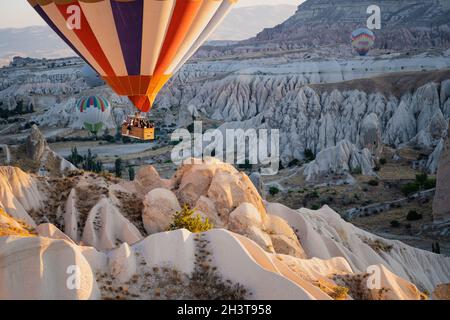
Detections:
[169, 204, 213, 233]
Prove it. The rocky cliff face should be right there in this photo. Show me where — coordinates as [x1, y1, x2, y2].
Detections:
[433, 120, 450, 223]
[3, 55, 449, 179]
[253, 0, 450, 51]
[1, 159, 449, 300]
[207, 73, 450, 175]
[0, 125, 76, 177]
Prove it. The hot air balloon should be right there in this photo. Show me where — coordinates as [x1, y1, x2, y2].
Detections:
[351, 28, 375, 56]
[28, 0, 239, 140]
[76, 96, 112, 136]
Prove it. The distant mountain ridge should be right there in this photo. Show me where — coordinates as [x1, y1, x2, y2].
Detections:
[252, 0, 450, 50]
[210, 4, 297, 41]
[0, 26, 74, 66]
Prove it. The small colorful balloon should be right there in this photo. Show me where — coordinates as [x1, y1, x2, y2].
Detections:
[351, 28, 375, 56]
[76, 96, 111, 135]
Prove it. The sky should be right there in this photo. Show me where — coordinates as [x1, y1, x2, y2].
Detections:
[0, 0, 304, 28]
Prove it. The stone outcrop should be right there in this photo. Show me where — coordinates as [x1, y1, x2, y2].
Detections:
[0, 166, 42, 226]
[26, 125, 47, 161]
[142, 188, 181, 234]
[2, 125, 76, 176]
[253, 0, 450, 51]
[0, 236, 100, 300]
[81, 197, 143, 251]
[302, 140, 375, 183]
[433, 121, 450, 223]
[1, 160, 450, 300]
[433, 283, 450, 300]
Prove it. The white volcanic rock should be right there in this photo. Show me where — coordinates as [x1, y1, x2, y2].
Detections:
[133, 229, 317, 300]
[140, 160, 304, 258]
[229, 203, 264, 230]
[412, 109, 448, 150]
[384, 97, 417, 146]
[25, 125, 77, 176]
[228, 203, 273, 252]
[266, 202, 450, 293]
[206, 163, 267, 219]
[170, 72, 449, 176]
[333, 264, 426, 300]
[108, 242, 137, 284]
[26, 125, 47, 161]
[125, 165, 173, 197]
[0, 166, 42, 226]
[36, 223, 75, 244]
[427, 138, 445, 174]
[265, 214, 306, 258]
[133, 229, 197, 275]
[79, 246, 107, 274]
[433, 121, 450, 223]
[2, 160, 450, 300]
[302, 140, 375, 183]
[442, 80, 450, 120]
[206, 229, 316, 300]
[1, 226, 437, 300]
[174, 158, 267, 218]
[64, 188, 79, 242]
[194, 195, 223, 228]
[0, 236, 100, 300]
[81, 197, 142, 251]
[358, 113, 383, 160]
[4, 53, 449, 181]
[142, 188, 181, 235]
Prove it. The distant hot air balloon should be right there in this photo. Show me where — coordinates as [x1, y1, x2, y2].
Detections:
[351, 28, 375, 56]
[28, 0, 238, 114]
[76, 96, 111, 135]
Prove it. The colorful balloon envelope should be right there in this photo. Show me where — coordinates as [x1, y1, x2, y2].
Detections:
[77, 96, 112, 135]
[29, 0, 239, 112]
[351, 28, 375, 56]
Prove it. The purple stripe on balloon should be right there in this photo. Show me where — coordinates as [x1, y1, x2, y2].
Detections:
[111, 0, 143, 75]
[33, 5, 96, 71]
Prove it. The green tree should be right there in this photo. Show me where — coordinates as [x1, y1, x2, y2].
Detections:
[415, 173, 428, 186]
[128, 166, 135, 181]
[95, 160, 103, 173]
[406, 210, 423, 221]
[304, 149, 315, 162]
[269, 186, 280, 196]
[115, 158, 123, 178]
[67, 147, 83, 166]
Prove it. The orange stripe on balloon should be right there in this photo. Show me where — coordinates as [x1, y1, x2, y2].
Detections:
[56, 2, 116, 77]
[147, 0, 202, 97]
[128, 95, 152, 113]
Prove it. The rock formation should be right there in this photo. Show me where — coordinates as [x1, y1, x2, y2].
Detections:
[26, 124, 47, 161]
[252, 0, 450, 52]
[302, 140, 375, 183]
[1, 125, 76, 176]
[433, 121, 450, 223]
[1, 159, 450, 300]
[0, 166, 43, 227]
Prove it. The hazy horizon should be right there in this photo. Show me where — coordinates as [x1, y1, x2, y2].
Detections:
[0, 0, 304, 29]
